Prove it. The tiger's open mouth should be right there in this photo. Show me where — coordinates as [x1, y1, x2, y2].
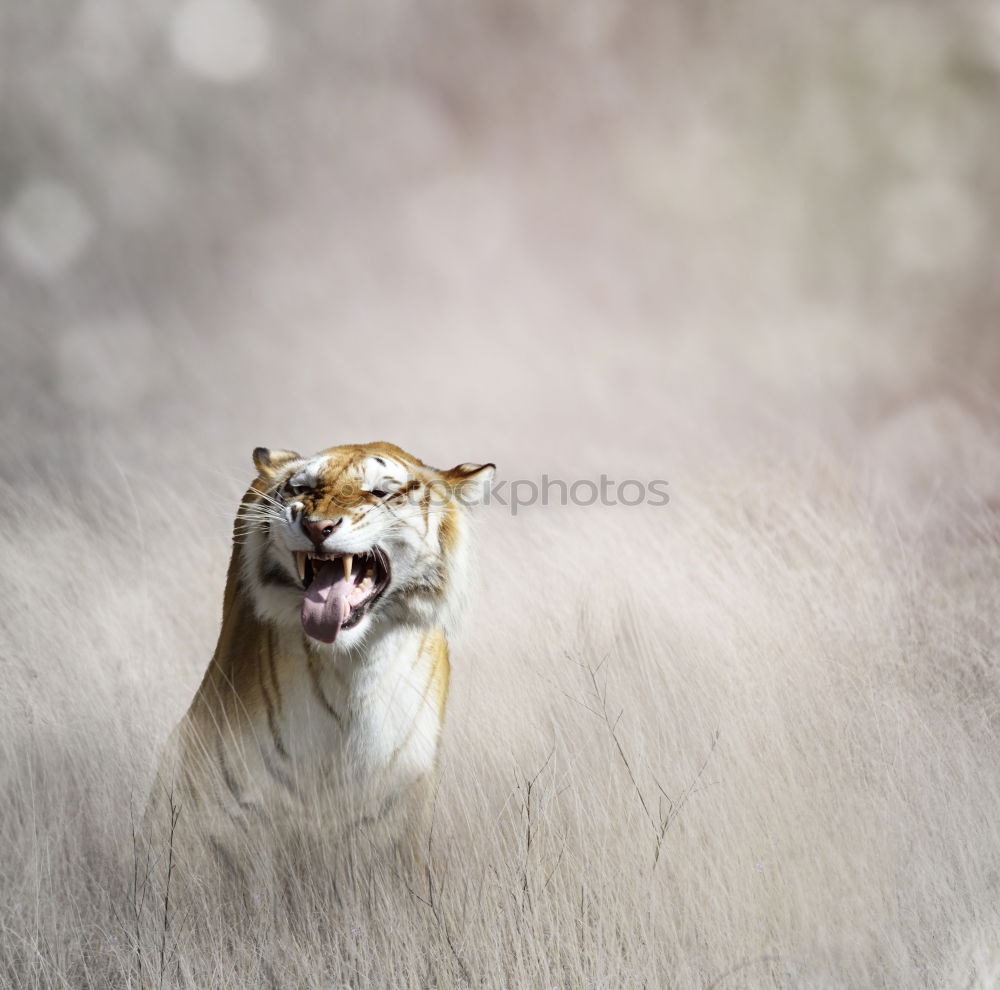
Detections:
[294, 550, 391, 644]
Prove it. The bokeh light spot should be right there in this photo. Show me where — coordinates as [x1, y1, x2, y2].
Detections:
[168, 0, 272, 83]
[2, 180, 95, 279]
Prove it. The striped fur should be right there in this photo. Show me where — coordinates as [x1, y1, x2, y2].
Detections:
[146, 442, 493, 888]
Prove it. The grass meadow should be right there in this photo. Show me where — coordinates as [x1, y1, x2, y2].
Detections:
[3, 409, 999, 987]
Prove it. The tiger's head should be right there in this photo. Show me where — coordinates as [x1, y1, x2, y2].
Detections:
[237, 442, 494, 650]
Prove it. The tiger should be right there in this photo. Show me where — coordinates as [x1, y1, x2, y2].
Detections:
[145, 441, 494, 894]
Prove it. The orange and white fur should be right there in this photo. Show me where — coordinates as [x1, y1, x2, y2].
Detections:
[147, 442, 494, 887]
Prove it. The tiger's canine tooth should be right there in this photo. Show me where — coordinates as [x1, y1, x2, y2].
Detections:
[294, 551, 307, 583]
[342, 554, 353, 581]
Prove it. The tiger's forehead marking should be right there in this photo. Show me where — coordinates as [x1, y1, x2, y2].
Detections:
[291, 445, 421, 490]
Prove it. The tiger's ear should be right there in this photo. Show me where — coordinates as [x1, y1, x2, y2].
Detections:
[252, 447, 301, 478]
[442, 462, 496, 506]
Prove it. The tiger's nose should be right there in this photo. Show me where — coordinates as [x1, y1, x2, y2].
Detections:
[301, 516, 342, 544]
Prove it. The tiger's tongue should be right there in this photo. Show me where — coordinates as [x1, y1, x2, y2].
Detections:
[301, 561, 353, 643]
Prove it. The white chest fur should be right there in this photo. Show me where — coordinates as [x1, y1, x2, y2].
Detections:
[228, 625, 443, 834]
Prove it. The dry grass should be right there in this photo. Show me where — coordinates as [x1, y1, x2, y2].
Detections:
[2, 434, 999, 988]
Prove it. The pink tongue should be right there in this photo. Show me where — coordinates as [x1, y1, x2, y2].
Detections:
[301, 562, 353, 643]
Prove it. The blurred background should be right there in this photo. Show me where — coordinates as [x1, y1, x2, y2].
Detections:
[3, 0, 999, 488]
[4, 5, 1000, 985]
